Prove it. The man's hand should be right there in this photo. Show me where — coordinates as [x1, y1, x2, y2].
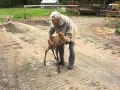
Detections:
[63, 36, 70, 43]
[57, 32, 71, 44]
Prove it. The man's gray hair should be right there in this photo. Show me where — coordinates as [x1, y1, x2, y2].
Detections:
[50, 11, 64, 26]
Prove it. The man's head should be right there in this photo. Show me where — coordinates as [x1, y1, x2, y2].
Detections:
[52, 18, 60, 25]
[50, 11, 64, 26]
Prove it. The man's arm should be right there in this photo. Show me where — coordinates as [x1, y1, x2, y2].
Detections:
[65, 24, 73, 43]
[49, 26, 55, 38]
[48, 26, 55, 46]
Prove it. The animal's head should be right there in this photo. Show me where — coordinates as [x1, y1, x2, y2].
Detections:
[57, 32, 67, 44]
[58, 32, 65, 39]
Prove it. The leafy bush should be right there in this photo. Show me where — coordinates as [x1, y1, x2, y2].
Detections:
[115, 28, 120, 35]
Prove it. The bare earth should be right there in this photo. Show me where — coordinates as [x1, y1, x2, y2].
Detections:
[0, 16, 120, 90]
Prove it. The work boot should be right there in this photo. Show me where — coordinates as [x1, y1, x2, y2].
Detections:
[59, 61, 64, 65]
[67, 65, 73, 70]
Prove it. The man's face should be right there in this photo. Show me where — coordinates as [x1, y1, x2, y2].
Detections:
[52, 19, 60, 25]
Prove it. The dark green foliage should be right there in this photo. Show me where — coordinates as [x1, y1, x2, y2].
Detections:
[115, 28, 120, 35]
[0, 0, 20, 7]
[0, 0, 42, 7]
[0, 0, 118, 8]
[23, 0, 41, 5]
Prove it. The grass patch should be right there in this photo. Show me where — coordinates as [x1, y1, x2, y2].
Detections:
[0, 8, 77, 22]
[115, 28, 120, 35]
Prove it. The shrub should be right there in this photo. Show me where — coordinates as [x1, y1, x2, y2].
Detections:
[115, 28, 120, 35]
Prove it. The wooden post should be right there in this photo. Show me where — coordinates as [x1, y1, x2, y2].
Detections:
[103, 0, 106, 7]
[90, 0, 93, 7]
[24, 6, 27, 19]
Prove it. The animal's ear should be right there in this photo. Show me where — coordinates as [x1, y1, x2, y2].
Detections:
[57, 32, 60, 34]
[59, 32, 64, 35]
[57, 32, 61, 35]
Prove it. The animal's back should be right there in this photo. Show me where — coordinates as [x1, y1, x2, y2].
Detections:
[51, 36, 58, 47]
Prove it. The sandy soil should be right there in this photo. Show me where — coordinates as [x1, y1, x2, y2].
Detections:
[0, 16, 120, 90]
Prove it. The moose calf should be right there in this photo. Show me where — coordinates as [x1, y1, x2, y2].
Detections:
[44, 32, 67, 73]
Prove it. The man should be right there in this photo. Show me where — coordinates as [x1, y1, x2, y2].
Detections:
[49, 11, 78, 69]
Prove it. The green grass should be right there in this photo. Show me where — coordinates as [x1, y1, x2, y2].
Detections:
[0, 8, 25, 22]
[115, 28, 120, 35]
[0, 8, 77, 22]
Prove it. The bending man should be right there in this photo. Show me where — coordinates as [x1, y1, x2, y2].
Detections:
[49, 11, 78, 69]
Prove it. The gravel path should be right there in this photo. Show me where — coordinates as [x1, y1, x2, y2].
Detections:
[0, 16, 120, 90]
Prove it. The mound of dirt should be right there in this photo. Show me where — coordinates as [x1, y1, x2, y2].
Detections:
[20, 19, 50, 26]
[4, 23, 29, 33]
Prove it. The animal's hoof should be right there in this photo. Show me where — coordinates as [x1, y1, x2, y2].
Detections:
[44, 63, 46, 66]
[59, 61, 64, 65]
[58, 68, 60, 73]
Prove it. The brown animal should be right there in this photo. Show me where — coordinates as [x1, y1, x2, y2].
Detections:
[44, 32, 67, 73]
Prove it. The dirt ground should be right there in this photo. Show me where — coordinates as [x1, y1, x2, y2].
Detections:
[0, 16, 120, 90]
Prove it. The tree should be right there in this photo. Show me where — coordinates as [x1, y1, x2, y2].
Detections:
[0, 0, 119, 7]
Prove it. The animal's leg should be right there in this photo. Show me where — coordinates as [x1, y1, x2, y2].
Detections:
[51, 49, 57, 59]
[44, 48, 50, 66]
[56, 49, 60, 73]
